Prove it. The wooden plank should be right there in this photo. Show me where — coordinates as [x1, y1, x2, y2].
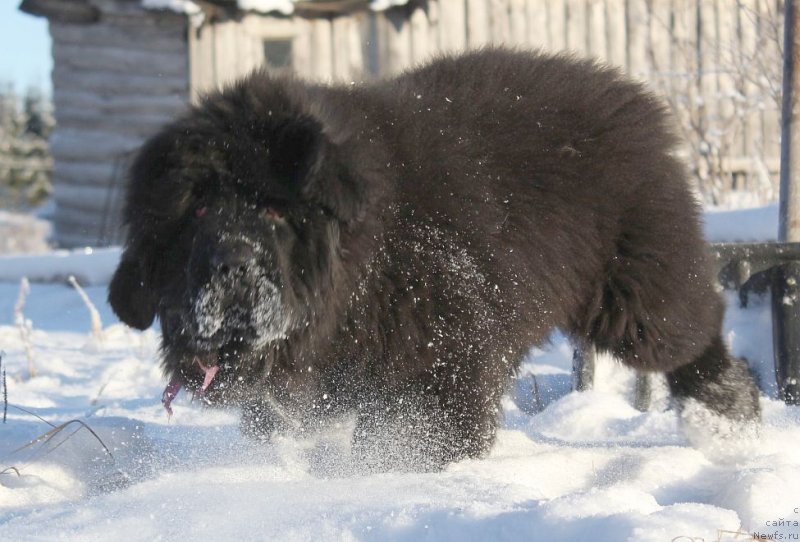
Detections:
[212, 19, 241, 87]
[439, 0, 467, 51]
[190, 22, 217, 97]
[21, 0, 100, 24]
[53, 160, 122, 187]
[374, 14, 391, 77]
[310, 17, 334, 81]
[586, 0, 606, 61]
[52, 42, 187, 77]
[385, 10, 412, 74]
[626, 0, 648, 79]
[50, 128, 144, 162]
[604, 0, 626, 69]
[54, 108, 174, 136]
[717, 0, 741, 115]
[740, 0, 759, 160]
[466, 0, 490, 47]
[347, 13, 367, 80]
[547, 0, 566, 51]
[648, 0, 672, 91]
[670, 0, 698, 143]
[53, 67, 188, 95]
[344, 12, 371, 80]
[427, 0, 442, 57]
[292, 18, 314, 79]
[54, 210, 126, 247]
[55, 223, 128, 248]
[52, 183, 122, 214]
[565, 0, 586, 54]
[698, 0, 718, 138]
[717, 0, 739, 156]
[102, 10, 187, 29]
[54, 213, 102, 235]
[525, 0, 548, 50]
[98, 0, 186, 18]
[52, 89, 187, 115]
[410, 6, 431, 64]
[238, 14, 267, 77]
[760, 0, 782, 161]
[509, 0, 528, 45]
[489, 0, 511, 45]
[50, 20, 187, 53]
[332, 15, 353, 80]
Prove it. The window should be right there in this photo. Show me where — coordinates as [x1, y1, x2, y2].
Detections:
[263, 39, 293, 71]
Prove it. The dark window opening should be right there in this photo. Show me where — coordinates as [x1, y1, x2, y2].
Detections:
[263, 39, 293, 71]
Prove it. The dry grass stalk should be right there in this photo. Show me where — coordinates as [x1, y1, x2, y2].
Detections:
[0, 466, 21, 477]
[2, 352, 7, 424]
[13, 278, 36, 379]
[67, 275, 103, 341]
[13, 418, 114, 461]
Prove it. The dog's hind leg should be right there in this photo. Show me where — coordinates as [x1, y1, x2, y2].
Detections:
[578, 198, 760, 424]
[665, 334, 760, 422]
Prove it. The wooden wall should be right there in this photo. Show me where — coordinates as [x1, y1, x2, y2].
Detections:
[48, 0, 783, 246]
[192, 0, 784, 205]
[49, 8, 189, 247]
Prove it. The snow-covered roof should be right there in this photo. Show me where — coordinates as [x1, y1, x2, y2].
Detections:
[141, 0, 407, 17]
[141, 0, 204, 17]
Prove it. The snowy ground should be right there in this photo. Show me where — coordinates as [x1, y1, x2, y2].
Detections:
[0, 204, 798, 541]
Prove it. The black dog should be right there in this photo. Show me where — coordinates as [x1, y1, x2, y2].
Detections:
[109, 48, 760, 469]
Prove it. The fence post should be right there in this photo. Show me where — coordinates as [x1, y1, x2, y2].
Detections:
[774, 0, 800, 404]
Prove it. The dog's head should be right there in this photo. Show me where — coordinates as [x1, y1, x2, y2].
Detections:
[109, 74, 371, 395]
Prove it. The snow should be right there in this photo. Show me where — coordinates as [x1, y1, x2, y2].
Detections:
[0, 211, 50, 255]
[141, 0, 202, 16]
[704, 202, 778, 242]
[0, 203, 798, 541]
[140, 0, 407, 17]
[237, 0, 294, 16]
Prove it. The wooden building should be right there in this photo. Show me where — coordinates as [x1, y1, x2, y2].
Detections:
[21, 0, 784, 247]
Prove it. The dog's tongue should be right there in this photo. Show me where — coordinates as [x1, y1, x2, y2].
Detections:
[196, 358, 219, 394]
[161, 356, 219, 417]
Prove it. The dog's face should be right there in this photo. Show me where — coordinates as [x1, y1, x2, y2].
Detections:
[108, 77, 366, 395]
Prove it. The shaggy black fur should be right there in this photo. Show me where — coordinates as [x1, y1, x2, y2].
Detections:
[109, 48, 760, 469]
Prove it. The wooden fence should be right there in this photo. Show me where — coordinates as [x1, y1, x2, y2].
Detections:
[192, 0, 784, 204]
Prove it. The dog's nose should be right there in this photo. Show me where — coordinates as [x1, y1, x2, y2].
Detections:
[211, 243, 255, 274]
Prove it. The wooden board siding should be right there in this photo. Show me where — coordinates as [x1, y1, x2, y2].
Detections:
[49, 9, 189, 247]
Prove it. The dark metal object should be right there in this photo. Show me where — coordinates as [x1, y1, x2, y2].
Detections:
[710, 242, 800, 291]
[772, 262, 800, 403]
[710, 242, 800, 404]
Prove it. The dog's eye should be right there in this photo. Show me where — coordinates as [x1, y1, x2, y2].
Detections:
[264, 206, 284, 221]
[195, 206, 208, 218]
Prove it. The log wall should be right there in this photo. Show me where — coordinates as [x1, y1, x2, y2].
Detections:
[49, 7, 189, 247]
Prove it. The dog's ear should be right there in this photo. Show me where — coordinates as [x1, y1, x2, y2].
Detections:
[270, 116, 364, 222]
[108, 248, 158, 330]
